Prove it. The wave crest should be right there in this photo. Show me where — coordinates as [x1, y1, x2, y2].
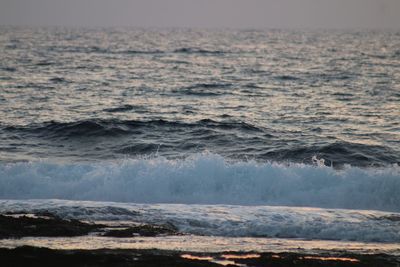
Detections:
[2, 119, 263, 139]
[0, 154, 399, 212]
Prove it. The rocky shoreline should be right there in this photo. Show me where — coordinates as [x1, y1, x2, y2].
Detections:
[0, 212, 399, 266]
[1, 246, 399, 267]
[0, 212, 177, 238]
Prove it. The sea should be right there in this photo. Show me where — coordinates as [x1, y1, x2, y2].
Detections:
[0, 27, 400, 256]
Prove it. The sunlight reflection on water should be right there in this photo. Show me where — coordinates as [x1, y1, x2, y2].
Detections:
[1, 236, 399, 256]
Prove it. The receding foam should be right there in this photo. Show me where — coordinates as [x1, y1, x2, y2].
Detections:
[1, 200, 400, 243]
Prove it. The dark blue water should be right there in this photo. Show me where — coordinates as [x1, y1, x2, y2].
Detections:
[1, 27, 399, 167]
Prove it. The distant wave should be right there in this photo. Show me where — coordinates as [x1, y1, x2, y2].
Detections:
[44, 46, 227, 55]
[172, 83, 234, 96]
[260, 142, 400, 167]
[274, 75, 301, 81]
[49, 77, 68, 83]
[2, 119, 399, 166]
[0, 67, 17, 72]
[121, 47, 226, 55]
[173, 48, 226, 54]
[0, 154, 399, 212]
[103, 104, 137, 113]
[184, 83, 233, 90]
[1, 118, 263, 138]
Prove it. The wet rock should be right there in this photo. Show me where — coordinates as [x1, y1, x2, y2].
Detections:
[0, 213, 100, 238]
[103, 223, 178, 237]
[0, 246, 221, 267]
[0, 212, 180, 239]
[0, 247, 399, 267]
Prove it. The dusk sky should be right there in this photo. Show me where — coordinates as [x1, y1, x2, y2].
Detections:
[1, 0, 400, 29]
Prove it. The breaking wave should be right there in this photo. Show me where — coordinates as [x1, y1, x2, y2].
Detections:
[0, 154, 399, 212]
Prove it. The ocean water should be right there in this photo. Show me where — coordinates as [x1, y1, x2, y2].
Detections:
[0, 27, 400, 254]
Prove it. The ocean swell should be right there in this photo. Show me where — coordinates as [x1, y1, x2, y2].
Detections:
[2, 119, 263, 139]
[2, 119, 398, 167]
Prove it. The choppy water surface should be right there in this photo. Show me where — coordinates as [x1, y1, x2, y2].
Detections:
[0, 28, 400, 254]
[1, 27, 399, 166]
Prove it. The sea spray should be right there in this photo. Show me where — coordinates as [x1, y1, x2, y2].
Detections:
[0, 154, 399, 212]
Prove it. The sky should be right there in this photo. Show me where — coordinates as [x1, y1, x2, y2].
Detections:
[1, 0, 399, 29]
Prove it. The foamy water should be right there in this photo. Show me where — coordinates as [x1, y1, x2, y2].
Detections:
[1, 155, 399, 211]
[1, 199, 400, 243]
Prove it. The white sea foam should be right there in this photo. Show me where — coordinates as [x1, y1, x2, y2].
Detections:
[1, 200, 400, 243]
[0, 154, 399, 211]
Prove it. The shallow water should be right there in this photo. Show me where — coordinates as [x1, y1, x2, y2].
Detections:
[1, 200, 400, 243]
[1, 200, 400, 256]
[1, 235, 399, 256]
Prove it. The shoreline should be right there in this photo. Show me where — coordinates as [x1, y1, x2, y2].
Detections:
[1, 246, 399, 267]
[0, 212, 399, 266]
